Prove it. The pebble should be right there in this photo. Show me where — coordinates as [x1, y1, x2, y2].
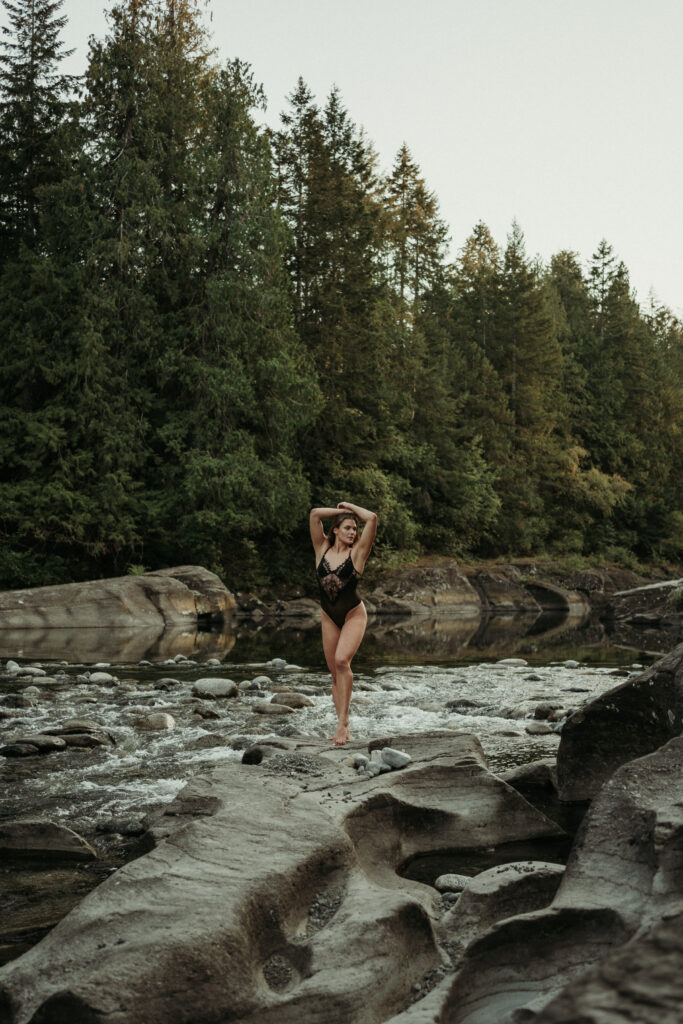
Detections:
[270, 693, 314, 709]
[533, 702, 559, 720]
[266, 658, 287, 670]
[135, 713, 176, 730]
[497, 658, 528, 667]
[191, 679, 238, 699]
[0, 743, 40, 757]
[5, 660, 21, 674]
[89, 672, 116, 685]
[380, 681, 402, 691]
[380, 747, 412, 769]
[92, 662, 111, 669]
[251, 702, 295, 716]
[18, 666, 46, 678]
[563, 660, 580, 669]
[192, 704, 222, 720]
[525, 673, 543, 682]
[525, 721, 554, 735]
[10, 734, 68, 752]
[205, 658, 222, 667]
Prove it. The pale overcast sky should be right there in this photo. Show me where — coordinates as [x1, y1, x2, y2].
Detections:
[56, 0, 683, 315]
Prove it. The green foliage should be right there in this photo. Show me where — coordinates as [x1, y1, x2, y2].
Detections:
[0, 3, 680, 590]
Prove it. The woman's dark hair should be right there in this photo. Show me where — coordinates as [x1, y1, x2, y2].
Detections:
[326, 513, 359, 548]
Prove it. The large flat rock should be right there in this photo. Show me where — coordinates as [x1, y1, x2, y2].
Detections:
[0, 732, 564, 1024]
[0, 566, 234, 631]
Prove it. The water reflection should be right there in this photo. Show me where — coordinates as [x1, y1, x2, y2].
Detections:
[0, 606, 659, 667]
[0, 625, 235, 663]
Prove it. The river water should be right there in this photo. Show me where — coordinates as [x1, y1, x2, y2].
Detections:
[0, 614, 652, 832]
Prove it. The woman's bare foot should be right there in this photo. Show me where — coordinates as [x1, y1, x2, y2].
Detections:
[332, 722, 349, 746]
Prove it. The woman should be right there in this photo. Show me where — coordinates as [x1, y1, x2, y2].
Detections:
[309, 501, 377, 746]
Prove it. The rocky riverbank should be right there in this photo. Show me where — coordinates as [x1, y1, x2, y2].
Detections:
[0, 641, 681, 1024]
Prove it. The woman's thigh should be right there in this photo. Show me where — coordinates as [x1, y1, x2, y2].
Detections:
[321, 610, 341, 678]
[335, 603, 368, 665]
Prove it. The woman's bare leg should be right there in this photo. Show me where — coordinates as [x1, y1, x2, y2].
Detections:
[331, 603, 367, 746]
[321, 612, 342, 730]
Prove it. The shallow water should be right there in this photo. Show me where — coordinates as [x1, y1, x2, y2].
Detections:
[0, 629, 649, 836]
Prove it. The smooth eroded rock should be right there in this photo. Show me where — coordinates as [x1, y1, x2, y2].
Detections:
[556, 641, 683, 801]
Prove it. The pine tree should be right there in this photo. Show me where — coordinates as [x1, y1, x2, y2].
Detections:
[0, 0, 74, 262]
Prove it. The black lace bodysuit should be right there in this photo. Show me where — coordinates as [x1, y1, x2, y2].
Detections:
[317, 552, 362, 628]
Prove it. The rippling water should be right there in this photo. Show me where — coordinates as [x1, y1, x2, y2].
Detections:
[0, 628, 649, 835]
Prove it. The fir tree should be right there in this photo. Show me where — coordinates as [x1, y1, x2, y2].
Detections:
[0, 0, 74, 262]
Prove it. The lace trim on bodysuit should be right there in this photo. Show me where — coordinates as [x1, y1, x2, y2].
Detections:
[317, 552, 362, 628]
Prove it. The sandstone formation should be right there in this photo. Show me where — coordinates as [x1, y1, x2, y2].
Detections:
[556, 640, 683, 801]
[0, 732, 565, 1024]
[0, 566, 234, 632]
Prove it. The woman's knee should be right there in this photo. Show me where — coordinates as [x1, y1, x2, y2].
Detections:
[334, 653, 351, 675]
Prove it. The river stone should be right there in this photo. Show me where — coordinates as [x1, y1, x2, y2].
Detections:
[0, 821, 96, 861]
[533, 702, 560, 720]
[0, 743, 40, 757]
[525, 721, 554, 735]
[192, 704, 222, 720]
[381, 747, 412, 769]
[191, 678, 238, 699]
[10, 734, 68, 752]
[89, 671, 116, 685]
[251, 702, 295, 716]
[93, 662, 111, 668]
[497, 658, 528, 667]
[269, 693, 314, 709]
[5, 660, 21, 673]
[190, 734, 229, 750]
[435, 873, 470, 893]
[563, 659, 580, 669]
[266, 658, 287, 670]
[205, 658, 222, 666]
[135, 713, 176, 730]
[61, 733, 114, 748]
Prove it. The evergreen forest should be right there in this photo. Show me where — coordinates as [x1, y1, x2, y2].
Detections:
[1, 0, 681, 592]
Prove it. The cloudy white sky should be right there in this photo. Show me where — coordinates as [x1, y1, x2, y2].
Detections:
[57, 0, 683, 314]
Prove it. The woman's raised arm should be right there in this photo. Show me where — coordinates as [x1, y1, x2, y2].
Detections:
[309, 506, 343, 551]
[337, 501, 377, 568]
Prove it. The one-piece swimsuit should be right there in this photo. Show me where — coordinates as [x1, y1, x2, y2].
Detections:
[316, 551, 362, 629]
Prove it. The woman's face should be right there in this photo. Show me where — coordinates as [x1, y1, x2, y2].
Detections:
[335, 517, 358, 546]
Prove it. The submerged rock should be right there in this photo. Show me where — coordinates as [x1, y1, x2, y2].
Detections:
[0, 821, 96, 862]
[135, 713, 176, 731]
